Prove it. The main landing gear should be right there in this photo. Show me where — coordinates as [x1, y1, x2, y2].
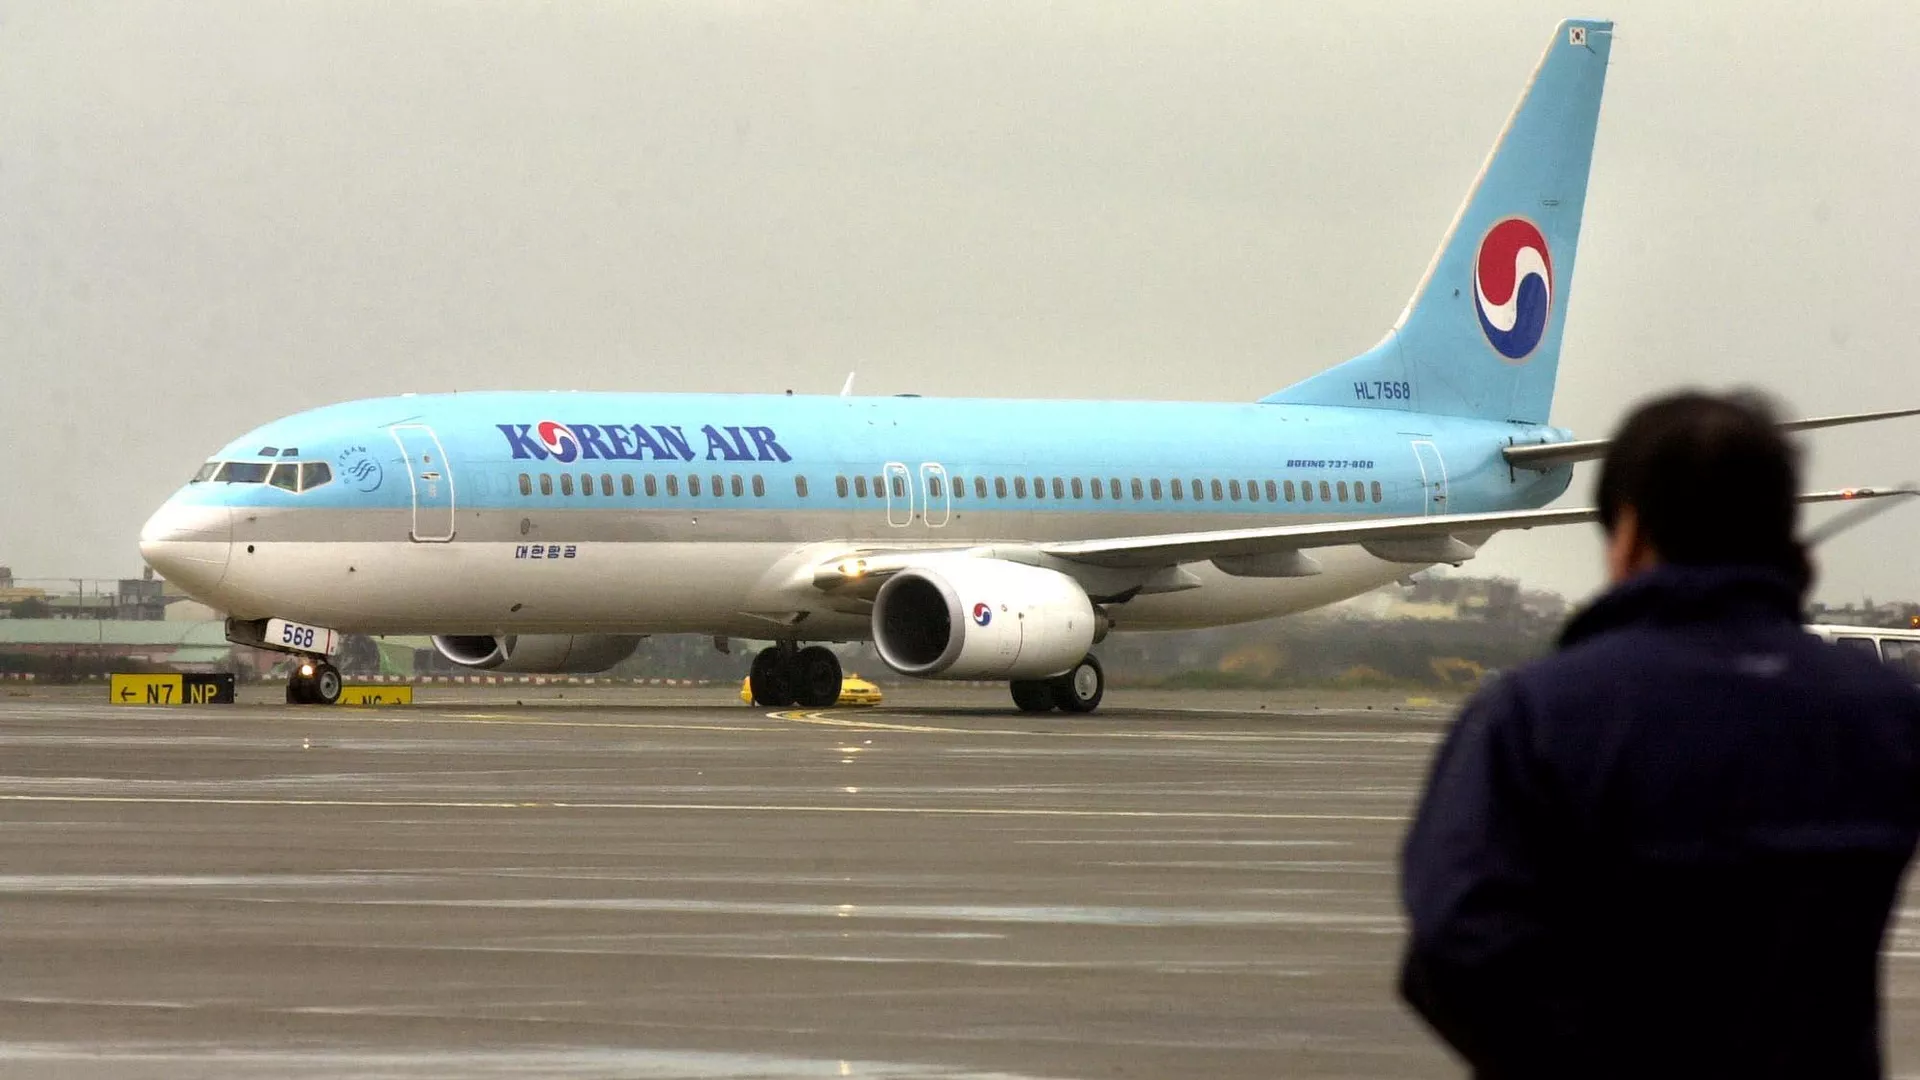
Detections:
[1010, 654, 1104, 715]
[749, 643, 843, 709]
[287, 658, 343, 706]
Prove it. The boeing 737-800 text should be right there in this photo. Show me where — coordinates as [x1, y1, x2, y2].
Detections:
[137, 20, 1915, 709]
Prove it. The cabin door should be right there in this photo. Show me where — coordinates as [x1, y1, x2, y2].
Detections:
[390, 424, 456, 541]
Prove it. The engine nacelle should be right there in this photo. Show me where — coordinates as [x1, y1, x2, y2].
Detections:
[431, 634, 642, 674]
[872, 559, 1096, 680]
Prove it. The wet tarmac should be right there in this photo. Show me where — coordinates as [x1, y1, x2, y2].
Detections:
[1, 684, 1917, 1078]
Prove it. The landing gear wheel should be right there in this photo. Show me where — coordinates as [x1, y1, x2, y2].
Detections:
[794, 646, 843, 709]
[1010, 679, 1055, 713]
[311, 661, 343, 706]
[286, 660, 342, 706]
[749, 647, 795, 708]
[1051, 654, 1104, 714]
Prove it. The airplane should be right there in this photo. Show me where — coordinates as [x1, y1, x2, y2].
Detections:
[138, 19, 1917, 709]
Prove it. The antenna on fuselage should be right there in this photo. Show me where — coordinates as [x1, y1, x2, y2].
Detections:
[840, 372, 856, 396]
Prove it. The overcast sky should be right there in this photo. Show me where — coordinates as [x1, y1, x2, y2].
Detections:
[4, 1, 1916, 606]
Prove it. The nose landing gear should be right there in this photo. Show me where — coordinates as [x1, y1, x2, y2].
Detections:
[287, 659, 343, 706]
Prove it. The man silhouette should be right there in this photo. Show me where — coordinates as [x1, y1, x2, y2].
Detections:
[1399, 390, 1920, 1079]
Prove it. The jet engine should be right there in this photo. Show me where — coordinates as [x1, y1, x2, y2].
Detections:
[431, 634, 642, 674]
[872, 559, 1098, 680]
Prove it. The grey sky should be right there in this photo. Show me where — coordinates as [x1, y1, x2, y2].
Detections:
[5, 2, 1916, 605]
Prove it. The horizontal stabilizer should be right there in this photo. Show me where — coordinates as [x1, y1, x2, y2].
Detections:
[1505, 406, 1920, 470]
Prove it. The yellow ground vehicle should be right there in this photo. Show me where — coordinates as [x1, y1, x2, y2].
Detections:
[740, 673, 883, 706]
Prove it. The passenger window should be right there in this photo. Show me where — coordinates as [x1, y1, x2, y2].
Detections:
[714, 474, 725, 497]
[1337, 481, 1348, 502]
[1228, 479, 1242, 501]
[1834, 636, 1880, 660]
[1171, 479, 1184, 501]
[269, 463, 299, 492]
[1051, 477, 1065, 499]
[602, 473, 614, 496]
[1881, 640, 1920, 683]
[666, 475, 679, 496]
[1070, 477, 1084, 499]
[1351, 481, 1365, 504]
[1032, 476, 1045, 499]
[1284, 480, 1296, 502]
[949, 476, 963, 500]
[1194, 478, 1207, 502]
[1108, 478, 1121, 500]
[557, 474, 572, 496]
[975, 477, 988, 499]
[1319, 481, 1332, 502]
[996, 477, 1008, 498]
[192, 461, 220, 483]
[731, 475, 745, 497]
[622, 474, 635, 497]
[788, 476, 801, 497]
[1371, 481, 1383, 503]
[540, 474, 554, 496]
[1089, 477, 1101, 500]
[1210, 479, 1224, 502]
[301, 462, 333, 491]
[644, 474, 658, 497]
[1131, 478, 1144, 500]
[519, 473, 532, 496]
[854, 475, 868, 498]
[581, 473, 594, 496]
[1302, 481, 1314, 503]
[1014, 477, 1028, 498]
[1150, 478, 1162, 500]
[892, 476, 906, 499]
[1265, 480, 1278, 502]
[929, 476, 944, 498]
[688, 475, 701, 496]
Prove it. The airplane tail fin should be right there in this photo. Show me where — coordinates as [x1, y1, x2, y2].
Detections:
[1264, 19, 1613, 424]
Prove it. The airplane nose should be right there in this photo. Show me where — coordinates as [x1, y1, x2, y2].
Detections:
[139, 501, 233, 601]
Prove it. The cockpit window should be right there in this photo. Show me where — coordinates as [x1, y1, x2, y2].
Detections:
[300, 462, 332, 491]
[222, 462, 272, 484]
[268, 463, 299, 492]
[191, 461, 220, 483]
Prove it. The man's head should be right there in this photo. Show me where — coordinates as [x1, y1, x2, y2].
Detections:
[1595, 390, 1807, 587]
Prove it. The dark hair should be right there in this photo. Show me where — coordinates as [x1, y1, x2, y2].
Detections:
[1595, 390, 1807, 583]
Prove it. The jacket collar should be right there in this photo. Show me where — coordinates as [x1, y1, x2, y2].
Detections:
[1558, 564, 1803, 649]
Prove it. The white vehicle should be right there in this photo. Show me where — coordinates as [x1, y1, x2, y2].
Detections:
[1806, 625, 1920, 685]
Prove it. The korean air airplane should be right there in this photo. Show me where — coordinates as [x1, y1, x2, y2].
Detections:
[137, 20, 1914, 710]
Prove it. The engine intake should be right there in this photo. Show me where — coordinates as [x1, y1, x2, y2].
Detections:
[872, 559, 1095, 680]
[430, 634, 642, 674]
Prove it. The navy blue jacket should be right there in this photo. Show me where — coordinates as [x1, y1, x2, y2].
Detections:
[1400, 566, 1920, 1079]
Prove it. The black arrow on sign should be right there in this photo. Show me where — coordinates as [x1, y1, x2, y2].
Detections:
[118, 685, 135, 701]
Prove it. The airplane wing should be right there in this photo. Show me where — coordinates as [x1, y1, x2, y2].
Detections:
[809, 488, 1917, 604]
[1505, 407, 1920, 470]
[1038, 487, 1915, 570]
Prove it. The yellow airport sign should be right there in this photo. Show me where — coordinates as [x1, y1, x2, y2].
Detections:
[109, 673, 236, 705]
[337, 684, 414, 706]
